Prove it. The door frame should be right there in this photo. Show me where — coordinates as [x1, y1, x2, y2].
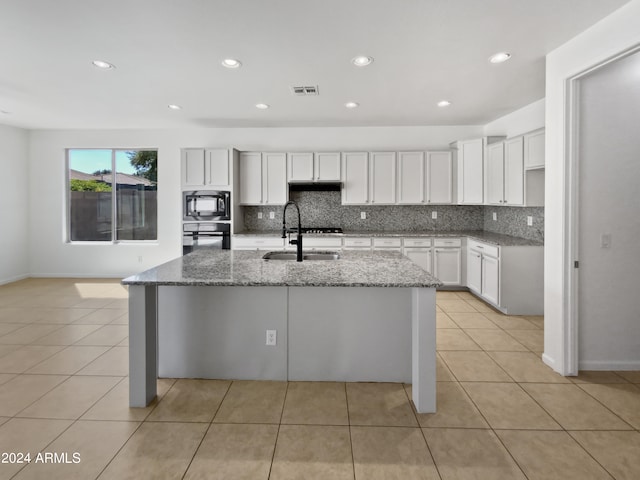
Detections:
[564, 44, 640, 375]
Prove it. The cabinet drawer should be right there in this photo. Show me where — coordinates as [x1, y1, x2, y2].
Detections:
[233, 236, 284, 250]
[468, 239, 499, 257]
[403, 237, 432, 247]
[344, 237, 372, 248]
[373, 237, 402, 248]
[302, 237, 343, 249]
[434, 238, 462, 247]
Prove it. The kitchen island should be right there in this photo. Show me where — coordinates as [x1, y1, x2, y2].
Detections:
[122, 249, 442, 413]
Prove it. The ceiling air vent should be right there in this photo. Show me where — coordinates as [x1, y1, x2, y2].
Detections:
[291, 85, 319, 96]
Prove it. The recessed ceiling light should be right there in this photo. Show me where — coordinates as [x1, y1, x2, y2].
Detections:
[221, 58, 242, 69]
[255, 103, 270, 109]
[352, 56, 373, 67]
[489, 52, 511, 64]
[167, 104, 182, 110]
[437, 100, 452, 107]
[92, 60, 115, 70]
[345, 102, 359, 109]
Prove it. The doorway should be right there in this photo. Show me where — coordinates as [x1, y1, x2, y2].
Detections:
[569, 49, 640, 371]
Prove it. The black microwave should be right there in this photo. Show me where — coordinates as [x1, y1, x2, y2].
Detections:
[183, 190, 231, 221]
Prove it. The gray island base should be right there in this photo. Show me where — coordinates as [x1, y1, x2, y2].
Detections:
[123, 249, 442, 413]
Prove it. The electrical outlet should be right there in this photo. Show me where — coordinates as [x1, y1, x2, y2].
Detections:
[601, 233, 611, 249]
[492, 212, 497, 221]
[269, 211, 275, 219]
[257, 212, 263, 219]
[266, 330, 277, 346]
[360, 211, 366, 220]
[431, 211, 437, 220]
[527, 216, 533, 226]
[137, 256, 143, 263]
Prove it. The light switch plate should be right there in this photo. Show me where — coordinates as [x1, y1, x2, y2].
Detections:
[492, 212, 497, 221]
[269, 211, 275, 219]
[360, 212, 366, 220]
[527, 216, 533, 226]
[431, 211, 437, 220]
[257, 212, 263, 219]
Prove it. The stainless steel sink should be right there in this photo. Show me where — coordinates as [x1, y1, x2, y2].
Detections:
[262, 251, 341, 261]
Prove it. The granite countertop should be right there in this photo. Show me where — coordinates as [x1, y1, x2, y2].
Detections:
[233, 230, 543, 247]
[122, 249, 442, 288]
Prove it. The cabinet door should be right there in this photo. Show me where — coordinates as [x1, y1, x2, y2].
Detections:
[458, 139, 484, 204]
[427, 151, 452, 203]
[239, 152, 263, 204]
[370, 152, 396, 204]
[504, 137, 524, 206]
[315, 152, 341, 181]
[524, 129, 545, 169]
[405, 248, 432, 274]
[263, 153, 287, 205]
[397, 152, 425, 204]
[467, 250, 482, 293]
[205, 149, 229, 186]
[433, 248, 461, 285]
[288, 153, 314, 181]
[182, 149, 205, 187]
[341, 152, 369, 204]
[481, 255, 500, 305]
[485, 142, 505, 205]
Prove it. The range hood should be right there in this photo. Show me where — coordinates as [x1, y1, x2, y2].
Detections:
[288, 181, 342, 191]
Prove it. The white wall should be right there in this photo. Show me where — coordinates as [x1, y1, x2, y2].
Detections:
[577, 51, 640, 370]
[0, 124, 29, 284]
[544, 0, 640, 374]
[28, 125, 482, 277]
[483, 98, 545, 138]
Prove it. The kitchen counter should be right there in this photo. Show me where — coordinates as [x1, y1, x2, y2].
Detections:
[233, 229, 543, 247]
[122, 249, 442, 288]
[124, 249, 438, 414]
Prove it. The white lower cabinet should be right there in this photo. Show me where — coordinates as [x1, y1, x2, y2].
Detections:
[404, 248, 432, 274]
[232, 236, 284, 250]
[467, 240, 500, 305]
[343, 237, 372, 250]
[433, 239, 462, 286]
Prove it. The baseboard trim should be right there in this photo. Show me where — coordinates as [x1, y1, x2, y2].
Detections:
[579, 360, 640, 371]
[542, 353, 557, 371]
[0, 273, 29, 286]
[30, 273, 128, 279]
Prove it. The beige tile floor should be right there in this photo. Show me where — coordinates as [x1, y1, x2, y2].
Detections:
[0, 279, 638, 479]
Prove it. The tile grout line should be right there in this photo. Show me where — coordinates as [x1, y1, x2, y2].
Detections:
[179, 379, 233, 480]
[345, 382, 356, 480]
[266, 381, 290, 480]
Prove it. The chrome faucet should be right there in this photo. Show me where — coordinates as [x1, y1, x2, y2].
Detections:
[282, 200, 303, 262]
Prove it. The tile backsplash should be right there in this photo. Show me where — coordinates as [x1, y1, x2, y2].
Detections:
[242, 190, 544, 242]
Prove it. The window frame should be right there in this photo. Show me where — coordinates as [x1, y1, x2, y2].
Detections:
[66, 148, 158, 244]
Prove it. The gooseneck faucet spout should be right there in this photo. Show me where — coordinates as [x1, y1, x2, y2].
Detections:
[282, 200, 303, 262]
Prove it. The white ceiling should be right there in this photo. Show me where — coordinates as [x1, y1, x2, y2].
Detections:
[0, 0, 630, 129]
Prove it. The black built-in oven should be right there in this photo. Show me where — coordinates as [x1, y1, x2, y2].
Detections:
[183, 190, 230, 221]
[182, 222, 230, 255]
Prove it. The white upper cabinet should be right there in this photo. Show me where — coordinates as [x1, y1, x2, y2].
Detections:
[287, 152, 341, 182]
[181, 149, 206, 188]
[370, 152, 397, 204]
[341, 152, 369, 204]
[504, 136, 524, 206]
[205, 149, 230, 186]
[181, 148, 230, 188]
[287, 153, 314, 181]
[455, 139, 484, 204]
[524, 129, 545, 169]
[239, 152, 287, 205]
[262, 153, 287, 205]
[314, 152, 341, 181]
[426, 151, 452, 204]
[486, 142, 505, 205]
[239, 152, 263, 205]
[397, 152, 425, 204]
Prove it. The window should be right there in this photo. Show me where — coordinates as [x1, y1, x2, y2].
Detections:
[68, 149, 158, 241]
